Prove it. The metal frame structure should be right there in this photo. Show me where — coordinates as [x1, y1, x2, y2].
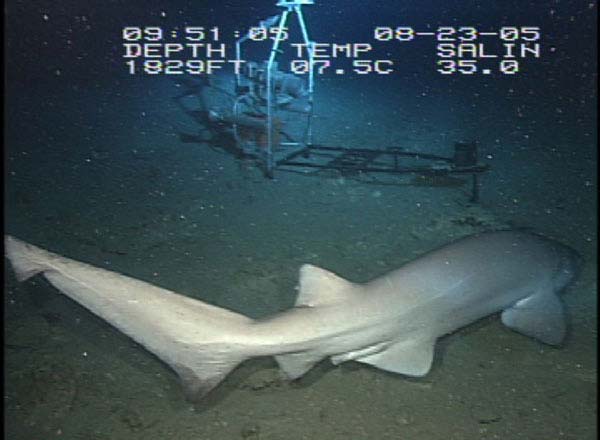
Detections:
[215, 1, 491, 201]
[279, 142, 489, 203]
[235, 0, 315, 178]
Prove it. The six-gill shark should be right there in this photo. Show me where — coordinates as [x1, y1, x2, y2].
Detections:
[4, 231, 579, 402]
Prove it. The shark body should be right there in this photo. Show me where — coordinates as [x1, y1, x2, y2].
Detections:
[4, 231, 579, 401]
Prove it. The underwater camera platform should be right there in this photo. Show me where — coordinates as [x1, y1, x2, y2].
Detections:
[175, 0, 490, 202]
[180, 72, 490, 203]
[181, 65, 490, 202]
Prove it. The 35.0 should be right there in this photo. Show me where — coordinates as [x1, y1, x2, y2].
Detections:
[437, 59, 520, 75]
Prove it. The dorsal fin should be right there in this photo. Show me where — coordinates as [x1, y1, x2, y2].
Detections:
[295, 264, 355, 307]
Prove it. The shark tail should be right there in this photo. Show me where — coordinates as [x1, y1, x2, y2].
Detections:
[5, 235, 53, 281]
[4, 235, 253, 403]
[171, 351, 248, 403]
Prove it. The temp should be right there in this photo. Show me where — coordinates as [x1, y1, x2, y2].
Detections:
[291, 42, 372, 58]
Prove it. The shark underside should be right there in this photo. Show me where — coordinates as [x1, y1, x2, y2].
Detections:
[4, 231, 579, 401]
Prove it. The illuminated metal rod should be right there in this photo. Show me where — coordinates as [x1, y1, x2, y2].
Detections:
[266, 0, 315, 177]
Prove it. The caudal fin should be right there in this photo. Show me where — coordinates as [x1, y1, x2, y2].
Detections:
[5, 235, 54, 281]
[5, 234, 251, 402]
[172, 355, 245, 402]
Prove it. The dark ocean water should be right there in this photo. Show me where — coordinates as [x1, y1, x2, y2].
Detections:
[5, 1, 597, 439]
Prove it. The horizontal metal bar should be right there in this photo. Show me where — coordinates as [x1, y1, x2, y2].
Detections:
[306, 145, 453, 162]
[279, 160, 489, 175]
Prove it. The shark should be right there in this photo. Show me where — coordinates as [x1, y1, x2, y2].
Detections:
[4, 231, 579, 402]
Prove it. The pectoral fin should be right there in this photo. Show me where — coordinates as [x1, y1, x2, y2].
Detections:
[501, 289, 566, 346]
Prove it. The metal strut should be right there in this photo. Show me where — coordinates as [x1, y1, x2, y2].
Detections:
[266, 0, 315, 178]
